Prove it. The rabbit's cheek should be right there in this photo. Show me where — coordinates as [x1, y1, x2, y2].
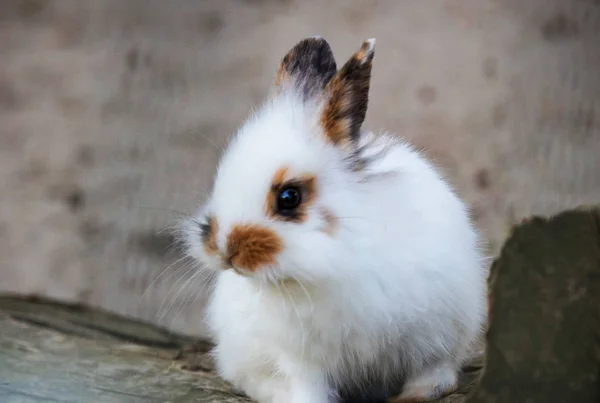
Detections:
[319, 207, 338, 236]
[201, 216, 219, 256]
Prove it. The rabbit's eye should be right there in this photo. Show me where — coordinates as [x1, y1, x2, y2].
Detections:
[268, 169, 315, 222]
[277, 187, 302, 212]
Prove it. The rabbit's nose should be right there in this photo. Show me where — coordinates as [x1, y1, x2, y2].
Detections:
[222, 238, 239, 268]
[221, 251, 246, 276]
[222, 250, 237, 269]
[225, 223, 283, 272]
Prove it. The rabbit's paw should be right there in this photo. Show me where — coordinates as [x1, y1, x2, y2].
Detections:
[389, 362, 458, 402]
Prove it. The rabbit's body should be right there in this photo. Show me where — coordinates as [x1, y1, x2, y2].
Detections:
[184, 37, 487, 403]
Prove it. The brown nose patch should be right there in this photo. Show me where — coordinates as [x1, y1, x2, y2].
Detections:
[226, 224, 283, 272]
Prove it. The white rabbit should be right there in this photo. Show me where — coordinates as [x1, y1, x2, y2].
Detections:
[183, 37, 487, 403]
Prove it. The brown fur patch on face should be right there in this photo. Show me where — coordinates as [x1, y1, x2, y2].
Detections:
[273, 37, 337, 100]
[320, 207, 338, 236]
[226, 224, 283, 272]
[271, 166, 290, 188]
[320, 39, 375, 148]
[200, 216, 219, 255]
[266, 167, 318, 223]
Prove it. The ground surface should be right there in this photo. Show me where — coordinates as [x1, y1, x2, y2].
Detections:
[0, 0, 599, 336]
[0, 296, 482, 403]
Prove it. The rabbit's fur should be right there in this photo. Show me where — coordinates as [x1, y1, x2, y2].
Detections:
[183, 37, 487, 403]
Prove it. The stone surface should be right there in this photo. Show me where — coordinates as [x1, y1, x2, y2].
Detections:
[0, 296, 481, 403]
[0, 296, 249, 403]
[466, 207, 600, 403]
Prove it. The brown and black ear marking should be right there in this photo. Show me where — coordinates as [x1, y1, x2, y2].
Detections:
[266, 167, 318, 223]
[321, 38, 375, 147]
[274, 36, 337, 101]
[200, 216, 219, 255]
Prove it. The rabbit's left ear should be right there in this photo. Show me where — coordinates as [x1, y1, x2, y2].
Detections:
[274, 37, 337, 101]
[320, 39, 375, 148]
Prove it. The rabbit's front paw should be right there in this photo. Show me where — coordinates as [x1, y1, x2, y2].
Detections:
[287, 380, 333, 403]
[252, 376, 330, 403]
[230, 371, 290, 403]
[389, 362, 458, 402]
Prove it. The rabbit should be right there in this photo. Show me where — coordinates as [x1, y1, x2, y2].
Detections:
[182, 36, 488, 403]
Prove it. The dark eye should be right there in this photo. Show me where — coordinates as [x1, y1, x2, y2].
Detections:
[277, 186, 302, 211]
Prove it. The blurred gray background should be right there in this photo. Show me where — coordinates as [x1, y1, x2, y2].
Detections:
[0, 0, 599, 337]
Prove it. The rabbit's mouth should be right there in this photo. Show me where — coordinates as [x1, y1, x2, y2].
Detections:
[222, 254, 267, 278]
[228, 263, 249, 277]
[223, 252, 237, 271]
[220, 253, 244, 275]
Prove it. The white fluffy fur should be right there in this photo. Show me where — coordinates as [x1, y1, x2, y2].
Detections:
[184, 87, 487, 402]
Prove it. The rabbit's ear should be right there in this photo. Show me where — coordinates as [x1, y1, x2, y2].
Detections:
[320, 39, 375, 148]
[274, 37, 337, 101]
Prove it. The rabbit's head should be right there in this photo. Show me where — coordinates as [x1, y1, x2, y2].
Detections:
[185, 37, 377, 283]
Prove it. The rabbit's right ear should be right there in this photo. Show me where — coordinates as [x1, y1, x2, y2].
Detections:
[274, 37, 337, 101]
[320, 39, 375, 149]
